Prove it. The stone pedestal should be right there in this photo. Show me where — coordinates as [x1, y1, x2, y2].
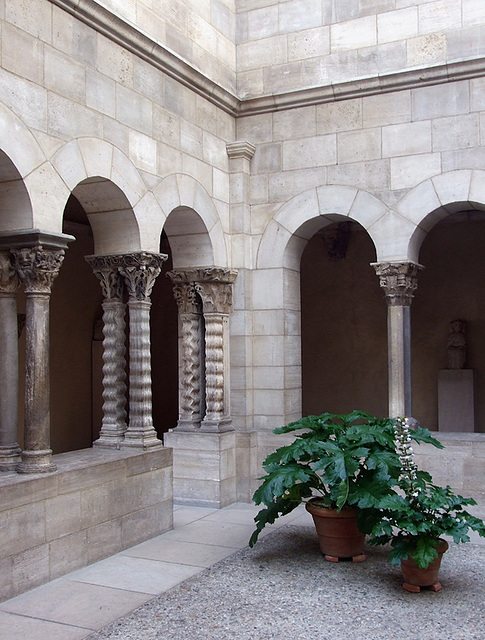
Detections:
[438, 369, 475, 432]
[164, 429, 236, 508]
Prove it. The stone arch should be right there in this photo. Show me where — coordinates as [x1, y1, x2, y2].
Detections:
[396, 170, 485, 263]
[254, 185, 386, 426]
[0, 101, 68, 232]
[51, 138, 162, 254]
[257, 185, 385, 269]
[154, 174, 227, 268]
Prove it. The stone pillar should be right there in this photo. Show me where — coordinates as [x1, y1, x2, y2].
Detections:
[167, 272, 203, 430]
[195, 268, 238, 432]
[11, 243, 67, 473]
[373, 261, 423, 418]
[85, 255, 128, 447]
[0, 252, 21, 470]
[119, 252, 167, 449]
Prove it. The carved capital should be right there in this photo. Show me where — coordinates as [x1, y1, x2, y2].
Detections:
[172, 282, 200, 314]
[86, 255, 125, 301]
[118, 252, 167, 302]
[11, 246, 65, 294]
[195, 281, 234, 314]
[168, 267, 237, 314]
[0, 252, 19, 295]
[373, 261, 423, 307]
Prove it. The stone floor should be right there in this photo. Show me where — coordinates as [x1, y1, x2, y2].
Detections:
[0, 503, 312, 639]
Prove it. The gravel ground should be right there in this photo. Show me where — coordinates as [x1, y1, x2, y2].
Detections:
[88, 526, 485, 640]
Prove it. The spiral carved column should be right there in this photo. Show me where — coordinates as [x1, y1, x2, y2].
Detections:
[119, 252, 167, 448]
[168, 274, 203, 430]
[0, 252, 21, 470]
[11, 244, 66, 473]
[195, 268, 237, 433]
[86, 255, 127, 447]
[373, 261, 423, 418]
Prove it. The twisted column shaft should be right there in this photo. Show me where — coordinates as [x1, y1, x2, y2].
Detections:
[119, 252, 166, 448]
[86, 255, 127, 447]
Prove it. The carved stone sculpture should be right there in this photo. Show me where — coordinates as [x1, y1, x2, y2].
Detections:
[447, 320, 467, 370]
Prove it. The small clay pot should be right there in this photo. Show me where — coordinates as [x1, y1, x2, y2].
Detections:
[305, 499, 366, 562]
[399, 539, 449, 592]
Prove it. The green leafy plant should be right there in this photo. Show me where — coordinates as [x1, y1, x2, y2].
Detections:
[361, 417, 485, 569]
[249, 410, 439, 548]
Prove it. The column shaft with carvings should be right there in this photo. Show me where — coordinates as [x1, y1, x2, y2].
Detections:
[119, 252, 167, 448]
[86, 255, 128, 447]
[373, 261, 423, 418]
[195, 268, 237, 432]
[0, 252, 21, 470]
[168, 273, 203, 430]
[12, 246, 65, 473]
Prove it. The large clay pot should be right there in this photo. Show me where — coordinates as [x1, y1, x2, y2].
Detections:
[399, 539, 449, 592]
[305, 499, 366, 562]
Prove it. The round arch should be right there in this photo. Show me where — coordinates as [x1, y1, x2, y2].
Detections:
[51, 138, 162, 254]
[257, 185, 386, 269]
[154, 174, 227, 268]
[396, 169, 485, 262]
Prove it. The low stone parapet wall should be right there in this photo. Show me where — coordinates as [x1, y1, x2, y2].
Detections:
[0, 446, 173, 602]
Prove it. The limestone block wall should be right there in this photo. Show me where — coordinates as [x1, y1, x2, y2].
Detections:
[236, 0, 485, 98]
[0, 447, 173, 602]
[0, 0, 235, 241]
[94, 0, 236, 92]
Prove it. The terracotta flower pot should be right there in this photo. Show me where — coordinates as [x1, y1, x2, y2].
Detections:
[399, 539, 449, 592]
[305, 499, 366, 562]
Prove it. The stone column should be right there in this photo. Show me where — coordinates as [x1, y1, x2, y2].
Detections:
[119, 252, 167, 448]
[86, 255, 128, 447]
[11, 244, 67, 473]
[167, 272, 203, 430]
[195, 268, 238, 432]
[0, 252, 21, 470]
[373, 261, 423, 418]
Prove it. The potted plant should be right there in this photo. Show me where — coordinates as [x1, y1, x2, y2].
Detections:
[361, 417, 485, 591]
[249, 410, 440, 562]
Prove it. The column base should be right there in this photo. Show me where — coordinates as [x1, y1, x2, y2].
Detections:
[0, 445, 22, 471]
[16, 449, 57, 474]
[122, 426, 163, 450]
[173, 420, 201, 432]
[93, 429, 126, 448]
[200, 417, 234, 433]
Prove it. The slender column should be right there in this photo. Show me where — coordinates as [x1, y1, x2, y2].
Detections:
[86, 255, 128, 447]
[11, 245, 65, 473]
[0, 252, 21, 470]
[195, 268, 237, 432]
[373, 261, 423, 418]
[119, 252, 167, 448]
[167, 273, 203, 430]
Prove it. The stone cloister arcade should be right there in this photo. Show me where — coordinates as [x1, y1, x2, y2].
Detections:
[1, 0, 485, 598]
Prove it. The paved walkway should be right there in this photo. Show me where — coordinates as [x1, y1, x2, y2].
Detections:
[0, 503, 312, 639]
